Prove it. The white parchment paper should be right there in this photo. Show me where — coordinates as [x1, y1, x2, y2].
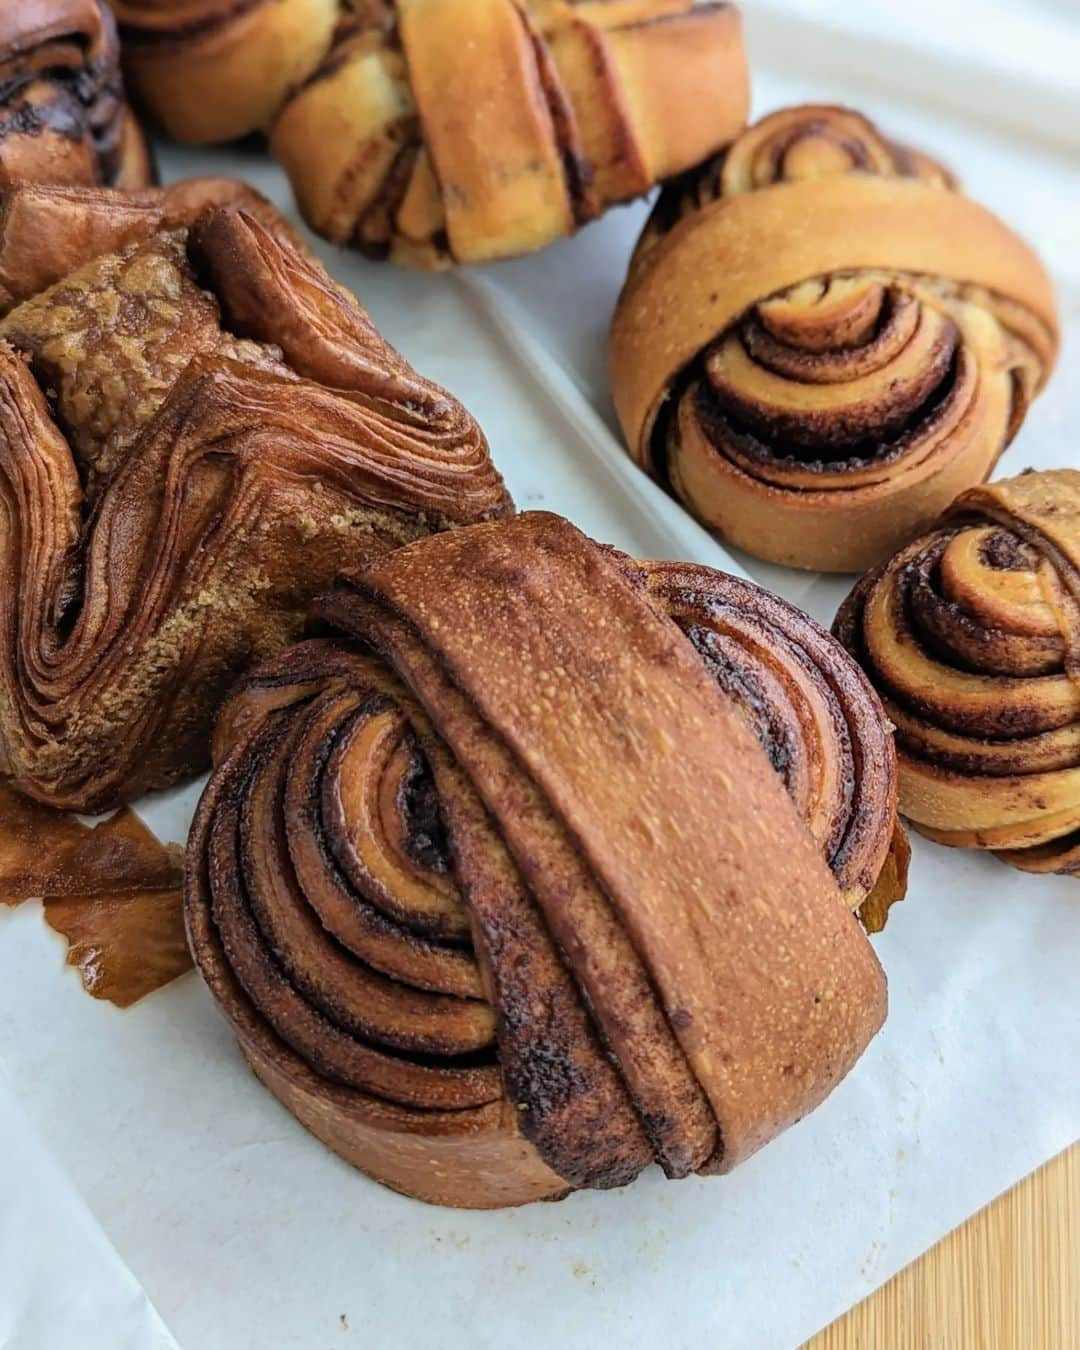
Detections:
[0, 1070, 177, 1350]
[1, 20, 1078, 1350]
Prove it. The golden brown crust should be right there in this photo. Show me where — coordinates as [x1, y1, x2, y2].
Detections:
[834, 469, 1080, 876]
[0, 0, 152, 190]
[114, 0, 341, 143]
[0, 179, 510, 812]
[186, 512, 896, 1208]
[0, 176, 300, 312]
[610, 106, 1059, 572]
[269, 0, 748, 267]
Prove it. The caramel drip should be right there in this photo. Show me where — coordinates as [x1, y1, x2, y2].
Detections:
[835, 469, 1080, 876]
[187, 512, 894, 1208]
[611, 104, 1059, 573]
[0, 780, 190, 1006]
[0, 180, 511, 812]
[0, 2, 151, 191]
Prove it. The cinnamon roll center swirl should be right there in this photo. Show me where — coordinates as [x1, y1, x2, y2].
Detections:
[670, 273, 994, 490]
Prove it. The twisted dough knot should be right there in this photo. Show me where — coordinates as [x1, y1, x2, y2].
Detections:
[835, 470, 1080, 877]
[0, 1, 151, 189]
[610, 105, 1059, 572]
[0, 179, 510, 811]
[187, 513, 901, 1208]
[272, 0, 748, 266]
[116, 0, 748, 266]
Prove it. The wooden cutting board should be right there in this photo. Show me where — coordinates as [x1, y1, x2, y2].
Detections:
[806, 1143, 1079, 1348]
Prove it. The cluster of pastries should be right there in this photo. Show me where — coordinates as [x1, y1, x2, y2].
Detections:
[114, 0, 750, 266]
[0, 0, 1071, 1212]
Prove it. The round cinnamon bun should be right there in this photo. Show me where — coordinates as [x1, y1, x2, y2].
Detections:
[835, 469, 1080, 876]
[187, 512, 904, 1208]
[610, 105, 1059, 572]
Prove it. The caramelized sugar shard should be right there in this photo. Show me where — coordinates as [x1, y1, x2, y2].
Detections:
[857, 824, 911, 935]
[0, 782, 191, 1005]
[44, 886, 190, 1009]
[0, 783, 181, 902]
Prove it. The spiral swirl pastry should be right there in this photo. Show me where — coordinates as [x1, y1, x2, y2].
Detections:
[0, 178, 510, 812]
[186, 511, 900, 1209]
[834, 470, 1080, 877]
[610, 105, 1059, 572]
[268, 0, 746, 267]
[0, 1, 151, 189]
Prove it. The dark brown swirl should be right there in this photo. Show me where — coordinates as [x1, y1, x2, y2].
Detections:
[0, 2, 151, 189]
[643, 561, 907, 922]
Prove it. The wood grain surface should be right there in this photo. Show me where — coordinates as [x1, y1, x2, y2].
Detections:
[806, 1143, 1080, 1349]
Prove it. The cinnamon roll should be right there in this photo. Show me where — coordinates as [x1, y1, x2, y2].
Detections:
[0, 1, 151, 188]
[186, 511, 902, 1208]
[270, 0, 749, 266]
[0, 179, 510, 812]
[610, 105, 1059, 572]
[835, 470, 1080, 876]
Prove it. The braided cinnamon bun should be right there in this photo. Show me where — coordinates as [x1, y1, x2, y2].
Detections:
[610, 105, 1059, 572]
[269, 0, 749, 267]
[835, 470, 1080, 876]
[0, 1, 151, 188]
[187, 512, 903, 1208]
[0, 179, 510, 812]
